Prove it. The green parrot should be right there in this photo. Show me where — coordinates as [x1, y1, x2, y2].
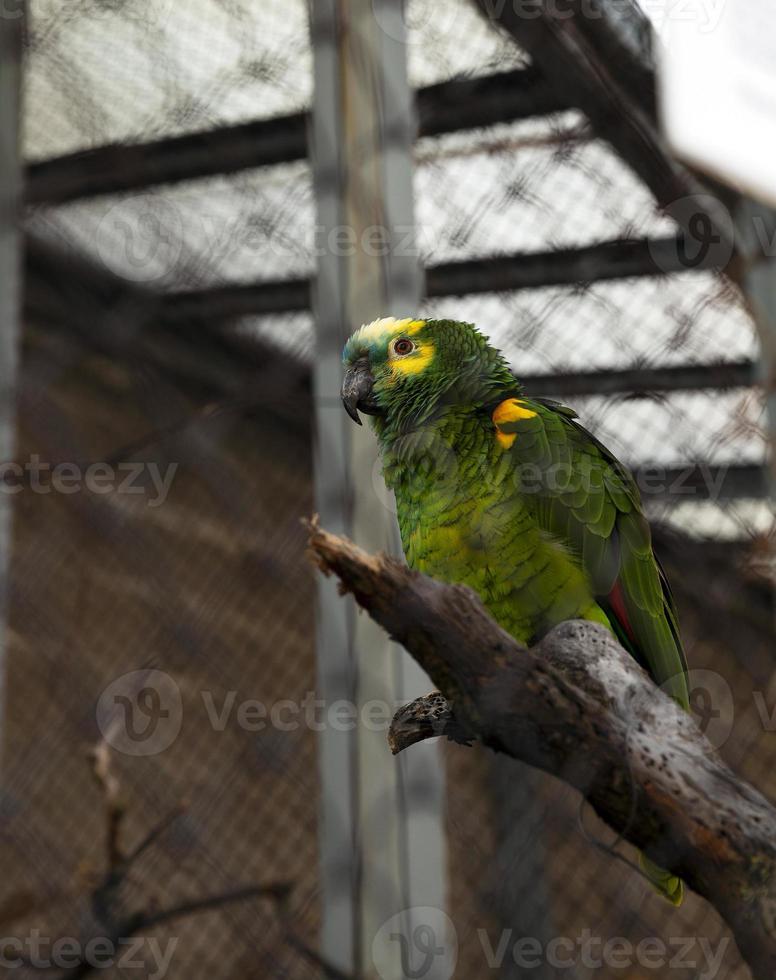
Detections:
[341, 316, 689, 906]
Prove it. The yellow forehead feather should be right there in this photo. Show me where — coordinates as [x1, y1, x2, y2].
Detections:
[355, 316, 426, 343]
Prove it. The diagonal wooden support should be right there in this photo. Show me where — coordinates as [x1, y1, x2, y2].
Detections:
[473, 0, 739, 269]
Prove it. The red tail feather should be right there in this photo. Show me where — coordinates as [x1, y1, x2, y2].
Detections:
[607, 580, 636, 645]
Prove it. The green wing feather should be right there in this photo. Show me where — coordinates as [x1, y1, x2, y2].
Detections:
[497, 395, 688, 904]
[497, 396, 689, 710]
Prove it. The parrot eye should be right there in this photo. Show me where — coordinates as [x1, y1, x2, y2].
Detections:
[393, 338, 415, 356]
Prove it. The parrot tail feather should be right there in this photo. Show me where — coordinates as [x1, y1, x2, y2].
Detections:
[639, 852, 684, 906]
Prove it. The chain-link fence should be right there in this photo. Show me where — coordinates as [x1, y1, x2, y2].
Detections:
[2, 0, 773, 978]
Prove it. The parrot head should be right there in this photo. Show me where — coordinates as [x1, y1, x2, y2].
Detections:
[341, 316, 515, 433]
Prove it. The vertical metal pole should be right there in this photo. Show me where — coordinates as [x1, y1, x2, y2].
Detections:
[311, 1, 448, 977]
[310, 3, 358, 968]
[737, 200, 776, 600]
[0, 4, 23, 761]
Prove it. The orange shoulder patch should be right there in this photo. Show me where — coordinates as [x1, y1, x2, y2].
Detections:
[492, 398, 538, 449]
[492, 398, 537, 425]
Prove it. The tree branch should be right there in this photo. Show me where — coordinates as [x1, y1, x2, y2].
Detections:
[307, 520, 776, 980]
[388, 691, 474, 754]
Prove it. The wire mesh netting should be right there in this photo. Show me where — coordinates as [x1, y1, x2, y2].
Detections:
[5, 370, 320, 976]
[24, 0, 313, 159]
[4, 0, 774, 979]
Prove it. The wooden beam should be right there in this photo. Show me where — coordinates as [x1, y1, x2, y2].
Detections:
[158, 234, 723, 323]
[25, 68, 567, 205]
[523, 360, 756, 398]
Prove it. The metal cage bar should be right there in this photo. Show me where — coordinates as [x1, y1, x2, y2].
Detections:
[310, 1, 447, 974]
[0, 2, 23, 764]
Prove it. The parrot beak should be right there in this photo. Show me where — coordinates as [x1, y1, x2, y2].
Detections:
[341, 358, 380, 425]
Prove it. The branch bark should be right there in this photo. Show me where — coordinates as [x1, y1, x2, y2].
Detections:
[308, 521, 776, 980]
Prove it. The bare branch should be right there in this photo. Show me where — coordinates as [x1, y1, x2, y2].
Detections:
[123, 801, 189, 867]
[133, 881, 292, 933]
[308, 520, 776, 980]
[88, 741, 125, 872]
[388, 692, 473, 755]
[57, 883, 293, 980]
